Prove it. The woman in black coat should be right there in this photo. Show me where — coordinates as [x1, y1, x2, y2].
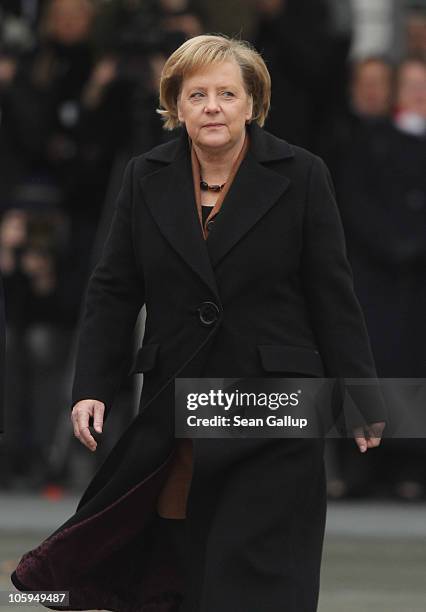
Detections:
[11, 35, 385, 612]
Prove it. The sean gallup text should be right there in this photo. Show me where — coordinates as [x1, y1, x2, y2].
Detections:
[186, 415, 309, 429]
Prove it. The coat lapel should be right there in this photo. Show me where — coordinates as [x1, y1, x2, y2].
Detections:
[139, 136, 221, 300]
[139, 124, 294, 296]
[206, 149, 291, 267]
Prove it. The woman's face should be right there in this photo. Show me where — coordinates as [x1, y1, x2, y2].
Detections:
[177, 59, 253, 152]
[351, 60, 392, 117]
[46, 0, 93, 45]
[397, 62, 426, 117]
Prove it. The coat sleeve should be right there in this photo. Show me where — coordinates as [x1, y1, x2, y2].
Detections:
[71, 157, 145, 421]
[301, 155, 387, 428]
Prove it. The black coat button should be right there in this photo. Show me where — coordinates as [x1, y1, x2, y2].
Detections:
[198, 301, 220, 326]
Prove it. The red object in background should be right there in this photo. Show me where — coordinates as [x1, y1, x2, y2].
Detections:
[41, 484, 65, 501]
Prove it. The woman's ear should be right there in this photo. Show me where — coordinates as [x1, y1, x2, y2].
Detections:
[177, 96, 184, 123]
[245, 94, 254, 122]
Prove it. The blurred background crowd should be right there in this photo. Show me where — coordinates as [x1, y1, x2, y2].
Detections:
[0, 0, 425, 501]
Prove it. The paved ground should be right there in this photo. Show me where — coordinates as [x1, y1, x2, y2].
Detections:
[1, 494, 425, 611]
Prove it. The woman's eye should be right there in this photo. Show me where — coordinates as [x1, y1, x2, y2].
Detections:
[222, 91, 235, 97]
[189, 92, 204, 99]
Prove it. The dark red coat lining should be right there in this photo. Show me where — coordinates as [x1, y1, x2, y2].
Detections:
[11, 449, 185, 612]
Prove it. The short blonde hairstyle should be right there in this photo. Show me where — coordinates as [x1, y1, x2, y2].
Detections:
[158, 34, 271, 130]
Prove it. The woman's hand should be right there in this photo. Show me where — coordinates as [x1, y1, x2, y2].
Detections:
[71, 399, 105, 451]
[353, 421, 386, 453]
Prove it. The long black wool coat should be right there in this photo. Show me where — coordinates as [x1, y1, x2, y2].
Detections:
[11, 123, 382, 612]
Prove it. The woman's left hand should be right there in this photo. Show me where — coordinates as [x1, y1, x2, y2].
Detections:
[353, 421, 386, 453]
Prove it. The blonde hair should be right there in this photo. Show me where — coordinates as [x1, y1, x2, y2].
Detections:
[158, 34, 271, 130]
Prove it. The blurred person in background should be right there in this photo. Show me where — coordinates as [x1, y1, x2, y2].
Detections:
[380, 56, 426, 501]
[0, 201, 75, 490]
[336, 57, 426, 379]
[351, 57, 394, 118]
[0, 3, 36, 206]
[0, 49, 22, 205]
[405, 3, 426, 60]
[252, 0, 349, 151]
[394, 56, 426, 135]
[320, 55, 395, 500]
[157, 0, 204, 38]
[331, 56, 426, 500]
[318, 56, 394, 181]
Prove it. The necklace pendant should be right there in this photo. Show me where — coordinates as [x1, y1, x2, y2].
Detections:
[200, 179, 226, 192]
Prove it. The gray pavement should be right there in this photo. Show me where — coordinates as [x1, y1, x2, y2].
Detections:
[1, 493, 425, 611]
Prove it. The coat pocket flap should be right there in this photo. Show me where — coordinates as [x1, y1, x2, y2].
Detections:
[129, 343, 160, 374]
[258, 345, 325, 377]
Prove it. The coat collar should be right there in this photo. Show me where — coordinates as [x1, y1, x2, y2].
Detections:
[139, 123, 294, 301]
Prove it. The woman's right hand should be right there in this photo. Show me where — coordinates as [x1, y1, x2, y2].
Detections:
[71, 399, 105, 451]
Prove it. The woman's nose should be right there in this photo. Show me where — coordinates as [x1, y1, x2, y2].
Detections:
[204, 95, 221, 112]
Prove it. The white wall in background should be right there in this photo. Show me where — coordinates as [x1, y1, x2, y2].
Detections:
[350, 0, 395, 58]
